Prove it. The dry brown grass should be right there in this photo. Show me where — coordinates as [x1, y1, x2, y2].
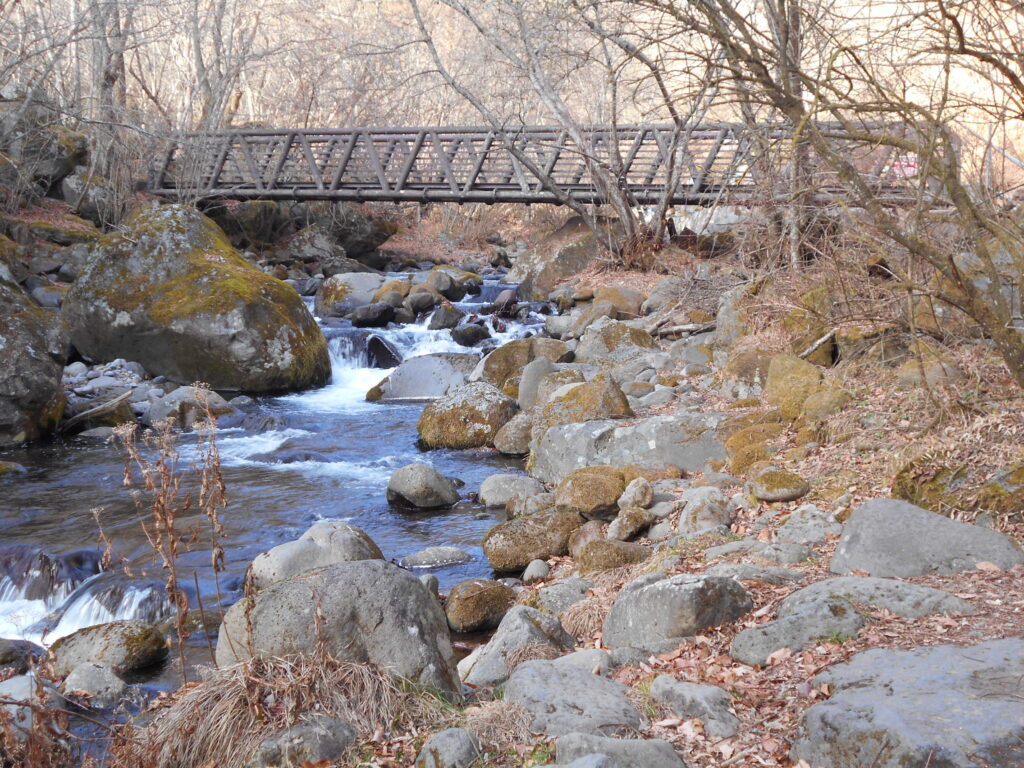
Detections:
[108, 653, 456, 768]
[462, 700, 533, 750]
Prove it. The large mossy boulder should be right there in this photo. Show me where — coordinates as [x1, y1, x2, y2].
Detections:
[417, 382, 518, 449]
[531, 373, 633, 451]
[0, 280, 66, 447]
[216, 560, 460, 697]
[555, 466, 627, 520]
[471, 337, 572, 391]
[62, 204, 330, 393]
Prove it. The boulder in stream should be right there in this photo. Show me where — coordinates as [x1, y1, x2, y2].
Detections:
[62, 204, 330, 393]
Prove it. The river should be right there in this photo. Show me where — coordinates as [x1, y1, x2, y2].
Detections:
[0, 276, 539, 675]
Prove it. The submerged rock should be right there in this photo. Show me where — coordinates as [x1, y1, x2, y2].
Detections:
[386, 463, 460, 509]
[62, 204, 330, 393]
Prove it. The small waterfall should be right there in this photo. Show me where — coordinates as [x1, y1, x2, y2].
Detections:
[0, 545, 174, 645]
[42, 574, 174, 644]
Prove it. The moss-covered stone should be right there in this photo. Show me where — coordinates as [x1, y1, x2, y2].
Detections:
[530, 373, 632, 454]
[372, 279, 412, 302]
[890, 451, 967, 513]
[578, 539, 650, 574]
[730, 443, 771, 475]
[721, 348, 773, 399]
[574, 318, 657, 368]
[62, 204, 330, 393]
[622, 465, 683, 484]
[417, 381, 518, 449]
[18, 211, 100, 246]
[718, 408, 785, 441]
[800, 387, 852, 423]
[751, 467, 810, 503]
[765, 354, 824, 421]
[555, 466, 627, 520]
[724, 423, 785, 458]
[593, 285, 645, 318]
[483, 510, 584, 571]
[502, 374, 521, 400]
[445, 579, 515, 633]
[782, 285, 835, 366]
[49, 619, 167, 677]
[475, 337, 572, 390]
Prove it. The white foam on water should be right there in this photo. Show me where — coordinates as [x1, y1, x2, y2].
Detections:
[0, 597, 50, 643]
[42, 586, 162, 645]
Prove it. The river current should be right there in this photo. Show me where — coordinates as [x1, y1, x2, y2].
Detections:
[0, 278, 537, 662]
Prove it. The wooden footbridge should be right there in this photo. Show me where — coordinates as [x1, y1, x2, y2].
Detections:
[149, 123, 918, 206]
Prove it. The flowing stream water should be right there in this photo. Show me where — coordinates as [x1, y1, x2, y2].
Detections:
[0, 277, 538, 673]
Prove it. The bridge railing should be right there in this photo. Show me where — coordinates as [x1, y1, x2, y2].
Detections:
[148, 123, 922, 206]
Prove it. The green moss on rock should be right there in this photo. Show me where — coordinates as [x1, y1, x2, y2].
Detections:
[62, 204, 330, 393]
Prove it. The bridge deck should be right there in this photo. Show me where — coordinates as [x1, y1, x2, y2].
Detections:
[149, 124, 914, 205]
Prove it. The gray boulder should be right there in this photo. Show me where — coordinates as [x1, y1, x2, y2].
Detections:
[415, 728, 481, 768]
[556, 733, 686, 768]
[479, 474, 547, 508]
[0, 639, 42, 675]
[457, 605, 573, 687]
[250, 714, 357, 768]
[61, 662, 126, 709]
[617, 478, 653, 510]
[552, 648, 613, 676]
[427, 304, 465, 330]
[676, 487, 732, 534]
[535, 577, 593, 617]
[791, 638, 1024, 768]
[649, 675, 739, 738]
[831, 498, 1024, 577]
[574, 317, 658, 368]
[557, 755, 621, 768]
[640, 277, 687, 316]
[0, 280, 66, 447]
[503, 660, 643, 737]
[249, 522, 383, 589]
[518, 357, 555, 409]
[777, 503, 842, 544]
[603, 574, 752, 653]
[704, 563, 804, 585]
[730, 598, 865, 667]
[778, 576, 974, 619]
[215, 560, 460, 697]
[386, 463, 460, 509]
[50, 620, 167, 677]
[350, 301, 395, 328]
[523, 559, 551, 584]
[0, 675, 46, 739]
[401, 546, 472, 569]
[145, 385, 235, 429]
[530, 412, 726, 485]
[313, 272, 386, 316]
[367, 353, 478, 402]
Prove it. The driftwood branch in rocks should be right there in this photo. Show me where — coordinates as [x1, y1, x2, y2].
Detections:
[799, 328, 836, 359]
[653, 322, 716, 338]
[58, 391, 132, 435]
